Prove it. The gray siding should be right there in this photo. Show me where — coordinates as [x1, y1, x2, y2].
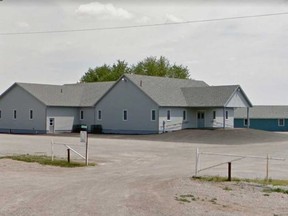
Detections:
[46, 107, 79, 132]
[96, 79, 159, 134]
[0, 85, 46, 133]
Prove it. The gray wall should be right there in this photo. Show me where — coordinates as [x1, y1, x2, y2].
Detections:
[46, 107, 79, 132]
[96, 79, 159, 134]
[0, 85, 46, 133]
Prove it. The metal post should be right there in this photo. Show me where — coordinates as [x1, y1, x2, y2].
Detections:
[195, 148, 199, 176]
[266, 154, 269, 181]
[228, 162, 232, 181]
[67, 148, 70, 163]
[85, 132, 89, 166]
[51, 139, 54, 161]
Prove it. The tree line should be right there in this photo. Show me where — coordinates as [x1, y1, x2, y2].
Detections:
[80, 56, 190, 82]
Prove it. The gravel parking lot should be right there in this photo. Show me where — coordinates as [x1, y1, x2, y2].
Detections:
[1, 129, 288, 216]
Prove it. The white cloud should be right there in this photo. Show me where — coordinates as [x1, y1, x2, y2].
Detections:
[136, 16, 151, 24]
[16, 21, 30, 28]
[165, 14, 183, 23]
[76, 2, 133, 20]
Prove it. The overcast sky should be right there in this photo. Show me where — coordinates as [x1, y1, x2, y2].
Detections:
[1, 0, 288, 105]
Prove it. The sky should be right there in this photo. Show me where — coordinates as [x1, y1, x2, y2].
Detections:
[1, 0, 288, 105]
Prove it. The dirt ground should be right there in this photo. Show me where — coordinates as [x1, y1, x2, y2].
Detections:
[1, 129, 288, 216]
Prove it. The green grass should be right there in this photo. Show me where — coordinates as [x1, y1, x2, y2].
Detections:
[192, 176, 288, 186]
[0, 154, 95, 168]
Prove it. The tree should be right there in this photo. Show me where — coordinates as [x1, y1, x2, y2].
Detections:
[80, 56, 189, 82]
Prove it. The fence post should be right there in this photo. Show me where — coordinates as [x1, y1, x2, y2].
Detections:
[228, 162, 232, 181]
[67, 149, 70, 163]
[51, 139, 54, 161]
[265, 154, 269, 181]
[195, 148, 199, 177]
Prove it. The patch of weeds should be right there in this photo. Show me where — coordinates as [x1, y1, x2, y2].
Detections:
[263, 193, 270, 196]
[263, 187, 288, 195]
[0, 154, 96, 168]
[209, 198, 217, 204]
[223, 186, 232, 191]
[175, 194, 197, 203]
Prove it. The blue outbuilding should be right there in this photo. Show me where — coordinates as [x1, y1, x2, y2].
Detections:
[234, 106, 288, 131]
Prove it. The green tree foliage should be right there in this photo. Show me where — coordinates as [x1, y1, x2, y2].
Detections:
[80, 56, 190, 82]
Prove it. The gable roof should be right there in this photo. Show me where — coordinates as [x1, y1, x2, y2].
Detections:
[15, 82, 114, 107]
[235, 106, 288, 119]
[124, 74, 209, 107]
[182, 85, 241, 107]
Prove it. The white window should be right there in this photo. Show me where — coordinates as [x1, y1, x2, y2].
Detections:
[80, 110, 84, 120]
[183, 110, 187, 121]
[278, 119, 285, 127]
[123, 110, 128, 121]
[97, 110, 102, 120]
[167, 110, 171, 121]
[213, 111, 216, 120]
[29, 110, 33, 120]
[225, 110, 229, 119]
[13, 110, 17, 119]
[151, 110, 156, 121]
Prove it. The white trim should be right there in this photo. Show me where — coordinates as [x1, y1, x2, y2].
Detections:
[278, 118, 285, 127]
[97, 110, 102, 121]
[151, 109, 156, 121]
[123, 109, 128, 121]
[80, 110, 84, 120]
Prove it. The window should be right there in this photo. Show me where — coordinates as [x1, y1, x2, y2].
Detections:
[29, 110, 33, 120]
[97, 110, 102, 120]
[213, 111, 216, 120]
[278, 119, 285, 127]
[13, 110, 17, 119]
[151, 110, 156, 121]
[80, 110, 84, 120]
[167, 110, 171, 121]
[183, 110, 187, 121]
[244, 119, 248, 126]
[0, 110, 1, 119]
[225, 110, 229, 119]
[123, 110, 128, 121]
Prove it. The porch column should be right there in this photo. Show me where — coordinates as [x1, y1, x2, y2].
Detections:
[246, 107, 250, 128]
[223, 107, 226, 129]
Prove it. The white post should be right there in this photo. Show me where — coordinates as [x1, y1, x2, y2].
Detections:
[266, 154, 269, 181]
[85, 132, 89, 166]
[51, 139, 54, 161]
[195, 148, 199, 176]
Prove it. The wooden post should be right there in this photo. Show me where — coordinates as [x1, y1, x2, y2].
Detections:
[67, 149, 70, 163]
[266, 154, 269, 181]
[228, 162, 232, 181]
[195, 148, 199, 177]
[85, 132, 89, 166]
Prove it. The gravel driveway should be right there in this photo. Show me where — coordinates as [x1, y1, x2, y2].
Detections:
[1, 131, 288, 215]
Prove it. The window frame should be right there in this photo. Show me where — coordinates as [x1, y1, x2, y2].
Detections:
[225, 110, 229, 119]
[151, 109, 156, 121]
[97, 110, 102, 121]
[123, 109, 128, 121]
[13, 110, 17, 120]
[29, 109, 33, 120]
[213, 111, 216, 120]
[80, 110, 84, 120]
[167, 110, 171, 121]
[278, 118, 285, 127]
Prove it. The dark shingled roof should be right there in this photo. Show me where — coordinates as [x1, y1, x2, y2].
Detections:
[235, 106, 288, 119]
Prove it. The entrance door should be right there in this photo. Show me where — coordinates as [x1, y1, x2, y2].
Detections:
[49, 118, 55, 133]
[197, 112, 205, 128]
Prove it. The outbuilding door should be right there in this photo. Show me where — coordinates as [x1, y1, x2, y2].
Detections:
[49, 118, 55, 133]
[197, 112, 205, 128]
